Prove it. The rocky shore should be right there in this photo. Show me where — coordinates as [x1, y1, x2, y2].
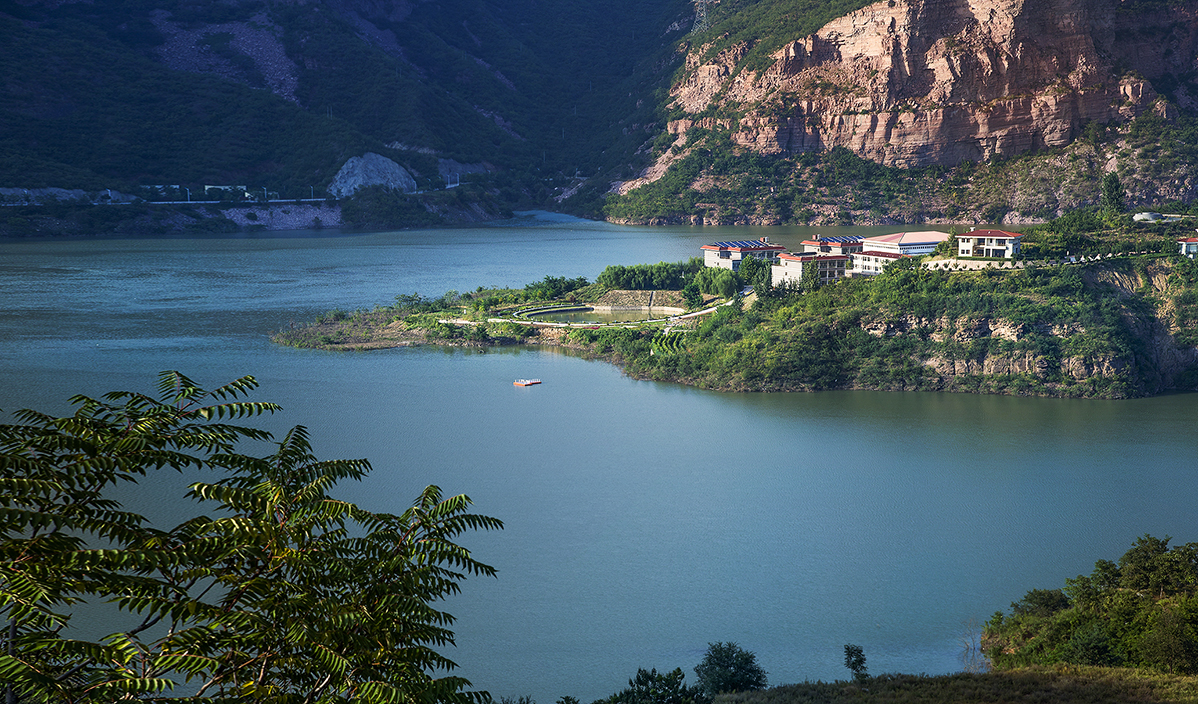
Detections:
[222, 204, 342, 230]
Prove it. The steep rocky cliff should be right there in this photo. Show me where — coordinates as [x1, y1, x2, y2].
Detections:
[670, 0, 1198, 168]
[848, 260, 1198, 397]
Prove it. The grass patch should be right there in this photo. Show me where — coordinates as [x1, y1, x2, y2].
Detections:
[719, 666, 1198, 704]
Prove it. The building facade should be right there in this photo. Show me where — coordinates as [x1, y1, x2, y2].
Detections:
[701, 238, 787, 271]
[772, 253, 850, 287]
[861, 231, 952, 256]
[852, 250, 904, 276]
[797, 236, 864, 256]
[954, 229, 1023, 258]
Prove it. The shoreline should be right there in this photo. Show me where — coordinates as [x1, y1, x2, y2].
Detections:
[271, 254, 1198, 401]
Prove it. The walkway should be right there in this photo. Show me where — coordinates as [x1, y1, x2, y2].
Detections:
[925, 251, 1163, 271]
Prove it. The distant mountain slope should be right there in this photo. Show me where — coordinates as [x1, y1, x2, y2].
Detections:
[0, 0, 691, 200]
[596, 0, 1198, 225]
[670, 0, 1198, 167]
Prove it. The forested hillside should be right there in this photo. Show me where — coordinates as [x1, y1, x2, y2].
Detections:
[591, 0, 1198, 225]
[0, 0, 688, 203]
[8, 0, 1198, 228]
[558, 250, 1198, 399]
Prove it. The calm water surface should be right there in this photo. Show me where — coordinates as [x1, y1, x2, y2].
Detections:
[1, 213, 1195, 701]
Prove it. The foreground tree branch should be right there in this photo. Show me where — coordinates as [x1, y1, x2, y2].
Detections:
[1, 371, 501, 703]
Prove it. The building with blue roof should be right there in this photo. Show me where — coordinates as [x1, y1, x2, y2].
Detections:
[700, 237, 787, 271]
[799, 235, 865, 255]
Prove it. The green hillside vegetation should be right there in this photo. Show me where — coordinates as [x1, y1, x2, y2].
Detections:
[597, 113, 1198, 226]
[0, 0, 691, 208]
[0, 12, 370, 194]
[683, 0, 874, 75]
[715, 667, 1198, 704]
[568, 255, 1198, 398]
[985, 536, 1198, 675]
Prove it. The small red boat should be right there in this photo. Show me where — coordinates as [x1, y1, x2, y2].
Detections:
[513, 379, 542, 386]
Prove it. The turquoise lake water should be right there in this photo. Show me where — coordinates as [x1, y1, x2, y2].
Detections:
[1, 212, 1195, 702]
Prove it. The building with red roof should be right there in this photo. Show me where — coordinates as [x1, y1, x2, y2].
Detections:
[954, 229, 1023, 258]
[1180, 235, 1198, 258]
[861, 230, 952, 257]
[700, 237, 787, 271]
[772, 252, 850, 287]
[798, 236, 864, 256]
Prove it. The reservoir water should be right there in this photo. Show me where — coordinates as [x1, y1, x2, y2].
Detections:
[2, 212, 1196, 702]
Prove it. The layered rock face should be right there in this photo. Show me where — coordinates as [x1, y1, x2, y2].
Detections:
[671, 0, 1198, 167]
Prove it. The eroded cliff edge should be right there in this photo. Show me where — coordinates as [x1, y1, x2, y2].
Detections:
[668, 0, 1198, 168]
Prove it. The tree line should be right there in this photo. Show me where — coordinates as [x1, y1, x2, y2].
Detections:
[985, 535, 1198, 673]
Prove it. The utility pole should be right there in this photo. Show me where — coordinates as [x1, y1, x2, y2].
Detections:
[693, 0, 709, 33]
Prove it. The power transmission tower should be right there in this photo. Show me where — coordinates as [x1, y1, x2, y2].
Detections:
[692, 0, 709, 33]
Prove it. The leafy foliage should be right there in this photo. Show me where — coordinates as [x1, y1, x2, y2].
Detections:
[596, 260, 702, 291]
[737, 257, 771, 294]
[843, 645, 868, 682]
[1101, 173, 1127, 216]
[523, 275, 592, 301]
[578, 258, 1173, 398]
[984, 535, 1198, 674]
[692, 267, 741, 298]
[0, 371, 501, 703]
[592, 668, 710, 704]
[693, 642, 767, 695]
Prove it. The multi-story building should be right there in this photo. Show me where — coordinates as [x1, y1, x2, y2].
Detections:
[861, 231, 952, 256]
[797, 236, 864, 256]
[851, 250, 905, 276]
[954, 229, 1023, 258]
[772, 252, 850, 287]
[701, 238, 787, 271]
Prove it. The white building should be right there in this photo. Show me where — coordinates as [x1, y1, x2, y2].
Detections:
[1180, 236, 1198, 258]
[852, 250, 905, 276]
[954, 229, 1023, 258]
[797, 236, 864, 255]
[861, 231, 952, 256]
[772, 253, 850, 287]
[701, 238, 787, 271]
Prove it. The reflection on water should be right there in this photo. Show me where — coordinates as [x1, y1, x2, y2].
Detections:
[0, 218, 1194, 703]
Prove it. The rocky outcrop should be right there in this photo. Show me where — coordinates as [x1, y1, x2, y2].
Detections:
[328, 152, 417, 198]
[670, 0, 1198, 167]
[220, 204, 342, 230]
[859, 286, 1198, 395]
[150, 10, 300, 103]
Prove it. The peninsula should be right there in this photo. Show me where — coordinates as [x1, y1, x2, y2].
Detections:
[273, 214, 1198, 400]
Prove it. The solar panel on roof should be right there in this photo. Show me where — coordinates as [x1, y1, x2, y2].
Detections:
[711, 240, 781, 248]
